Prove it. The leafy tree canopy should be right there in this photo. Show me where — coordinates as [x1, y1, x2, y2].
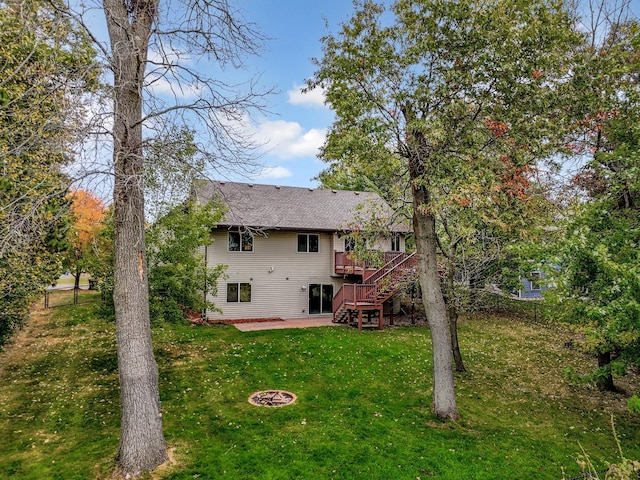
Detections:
[552, 17, 640, 393]
[308, 0, 583, 419]
[0, 0, 98, 346]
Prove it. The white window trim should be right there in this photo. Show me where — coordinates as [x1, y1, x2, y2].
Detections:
[297, 233, 319, 253]
[530, 271, 542, 291]
[226, 282, 252, 303]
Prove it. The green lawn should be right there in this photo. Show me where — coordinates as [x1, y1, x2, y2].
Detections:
[43, 288, 102, 308]
[0, 304, 638, 479]
[51, 273, 91, 288]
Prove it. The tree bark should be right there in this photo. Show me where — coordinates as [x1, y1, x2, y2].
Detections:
[596, 351, 615, 392]
[448, 309, 466, 373]
[104, 0, 168, 476]
[408, 160, 459, 420]
[444, 248, 466, 373]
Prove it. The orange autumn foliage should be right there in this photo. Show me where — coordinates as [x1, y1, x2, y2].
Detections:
[497, 155, 532, 201]
[67, 190, 106, 247]
[458, 197, 471, 207]
[485, 119, 509, 138]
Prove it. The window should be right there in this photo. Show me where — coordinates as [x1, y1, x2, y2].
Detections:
[530, 271, 542, 291]
[228, 231, 253, 252]
[227, 282, 252, 302]
[344, 237, 355, 252]
[298, 234, 319, 253]
[391, 236, 401, 252]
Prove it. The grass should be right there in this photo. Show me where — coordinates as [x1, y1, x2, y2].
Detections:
[51, 273, 91, 288]
[0, 304, 638, 479]
[43, 289, 102, 308]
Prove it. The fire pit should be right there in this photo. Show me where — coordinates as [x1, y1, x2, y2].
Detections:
[248, 390, 296, 407]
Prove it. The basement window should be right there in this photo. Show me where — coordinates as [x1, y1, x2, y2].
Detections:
[227, 282, 252, 302]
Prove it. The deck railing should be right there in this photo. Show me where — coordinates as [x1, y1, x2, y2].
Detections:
[333, 252, 418, 321]
[334, 251, 405, 276]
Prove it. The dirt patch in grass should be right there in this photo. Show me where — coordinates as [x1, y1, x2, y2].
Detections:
[0, 306, 57, 367]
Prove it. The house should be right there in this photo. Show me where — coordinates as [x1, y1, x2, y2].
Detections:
[194, 181, 415, 328]
[518, 268, 555, 299]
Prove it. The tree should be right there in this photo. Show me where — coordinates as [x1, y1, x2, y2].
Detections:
[146, 200, 226, 324]
[318, 125, 559, 375]
[144, 127, 206, 221]
[63, 190, 107, 289]
[93, 200, 226, 325]
[0, 0, 97, 346]
[308, 0, 581, 419]
[60, 0, 269, 475]
[553, 7, 640, 392]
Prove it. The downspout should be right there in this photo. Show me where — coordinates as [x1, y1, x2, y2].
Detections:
[203, 244, 208, 320]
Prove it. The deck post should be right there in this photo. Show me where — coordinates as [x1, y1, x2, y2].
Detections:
[357, 309, 363, 331]
[378, 306, 384, 330]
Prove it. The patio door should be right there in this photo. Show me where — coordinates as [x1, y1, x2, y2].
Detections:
[309, 284, 333, 315]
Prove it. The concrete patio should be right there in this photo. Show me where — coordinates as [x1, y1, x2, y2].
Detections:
[233, 316, 338, 332]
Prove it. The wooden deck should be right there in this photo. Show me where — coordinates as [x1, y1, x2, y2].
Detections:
[332, 252, 418, 330]
[334, 251, 405, 279]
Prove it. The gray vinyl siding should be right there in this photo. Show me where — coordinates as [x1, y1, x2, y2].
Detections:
[204, 230, 346, 320]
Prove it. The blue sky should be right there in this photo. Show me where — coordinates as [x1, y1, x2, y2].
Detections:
[227, 0, 640, 188]
[232, 1, 356, 188]
[71, 1, 356, 195]
[75, 0, 640, 193]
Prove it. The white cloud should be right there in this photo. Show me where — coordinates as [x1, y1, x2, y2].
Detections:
[287, 84, 327, 108]
[252, 166, 293, 180]
[253, 120, 326, 159]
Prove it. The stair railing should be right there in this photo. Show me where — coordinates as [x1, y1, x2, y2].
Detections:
[332, 252, 419, 318]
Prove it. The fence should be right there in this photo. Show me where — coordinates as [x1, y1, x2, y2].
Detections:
[44, 286, 102, 308]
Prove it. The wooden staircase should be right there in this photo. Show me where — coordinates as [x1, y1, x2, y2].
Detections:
[332, 252, 418, 330]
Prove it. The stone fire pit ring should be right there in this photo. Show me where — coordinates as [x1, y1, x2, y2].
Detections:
[248, 390, 297, 407]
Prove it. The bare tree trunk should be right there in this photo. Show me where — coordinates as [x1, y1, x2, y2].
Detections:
[409, 167, 459, 420]
[104, 0, 167, 475]
[74, 269, 81, 290]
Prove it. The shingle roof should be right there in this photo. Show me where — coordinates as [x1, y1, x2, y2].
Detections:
[194, 181, 411, 233]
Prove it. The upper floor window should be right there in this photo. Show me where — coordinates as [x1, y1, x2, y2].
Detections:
[298, 234, 319, 253]
[229, 231, 253, 252]
[344, 237, 355, 252]
[391, 236, 401, 252]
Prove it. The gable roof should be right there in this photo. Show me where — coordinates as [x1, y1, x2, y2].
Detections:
[194, 181, 410, 233]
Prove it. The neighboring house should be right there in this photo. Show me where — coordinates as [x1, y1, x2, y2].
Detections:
[518, 269, 553, 299]
[194, 181, 414, 327]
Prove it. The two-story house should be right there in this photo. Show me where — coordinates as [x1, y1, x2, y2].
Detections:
[194, 181, 414, 328]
